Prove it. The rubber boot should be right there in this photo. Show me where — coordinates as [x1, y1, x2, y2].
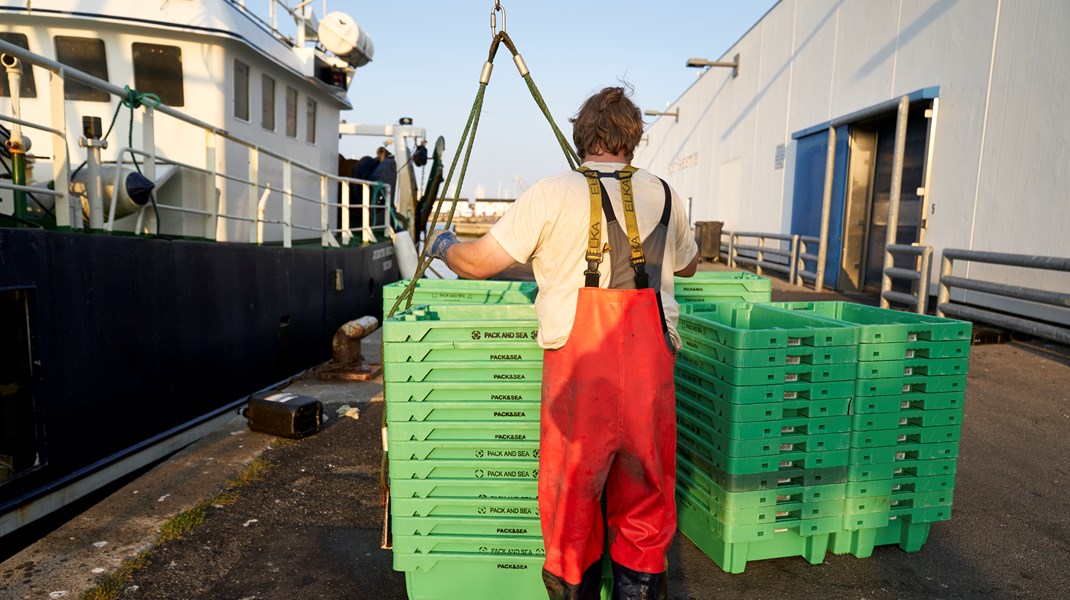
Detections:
[611, 561, 668, 600]
[542, 561, 603, 600]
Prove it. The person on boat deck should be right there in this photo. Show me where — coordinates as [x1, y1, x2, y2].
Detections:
[426, 86, 699, 600]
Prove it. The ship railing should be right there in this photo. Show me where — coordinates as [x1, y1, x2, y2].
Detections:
[0, 38, 389, 248]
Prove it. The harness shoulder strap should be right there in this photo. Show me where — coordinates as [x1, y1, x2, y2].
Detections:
[578, 167, 604, 288]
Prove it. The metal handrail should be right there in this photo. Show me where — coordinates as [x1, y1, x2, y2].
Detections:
[794, 235, 820, 286]
[0, 38, 387, 248]
[880, 244, 932, 314]
[937, 248, 1070, 344]
[727, 231, 799, 283]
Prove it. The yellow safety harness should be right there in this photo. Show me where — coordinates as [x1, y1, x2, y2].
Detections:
[579, 165, 650, 289]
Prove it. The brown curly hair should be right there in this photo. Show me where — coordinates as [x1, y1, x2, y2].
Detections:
[570, 86, 644, 161]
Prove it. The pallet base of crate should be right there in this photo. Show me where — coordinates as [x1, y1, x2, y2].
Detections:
[678, 492, 830, 573]
[829, 516, 932, 558]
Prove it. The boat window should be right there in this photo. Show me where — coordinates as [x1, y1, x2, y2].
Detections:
[54, 36, 109, 102]
[0, 33, 37, 98]
[261, 74, 276, 131]
[285, 86, 298, 138]
[306, 99, 317, 144]
[132, 43, 184, 107]
[234, 60, 250, 121]
[0, 289, 41, 485]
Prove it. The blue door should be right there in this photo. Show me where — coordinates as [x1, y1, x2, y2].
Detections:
[791, 127, 848, 290]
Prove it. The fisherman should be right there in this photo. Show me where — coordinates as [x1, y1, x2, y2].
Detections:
[426, 86, 698, 600]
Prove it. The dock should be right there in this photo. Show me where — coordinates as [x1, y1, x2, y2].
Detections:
[2, 264, 1069, 599]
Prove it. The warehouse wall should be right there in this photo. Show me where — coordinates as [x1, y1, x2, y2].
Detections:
[635, 0, 1070, 310]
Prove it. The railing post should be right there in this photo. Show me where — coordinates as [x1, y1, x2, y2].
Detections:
[756, 235, 765, 276]
[362, 183, 372, 244]
[283, 160, 292, 248]
[49, 67, 74, 229]
[917, 246, 933, 314]
[936, 254, 953, 318]
[789, 234, 800, 285]
[142, 105, 156, 187]
[341, 181, 351, 246]
[728, 232, 737, 268]
[247, 147, 259, 243]
[320, 174, 330, 247]
[816, 125, 836, 292]
[204, 130, 217, 240]
[881, 96, 911, 308]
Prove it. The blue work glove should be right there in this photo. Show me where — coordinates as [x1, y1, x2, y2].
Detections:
[425, 229, 459, 262]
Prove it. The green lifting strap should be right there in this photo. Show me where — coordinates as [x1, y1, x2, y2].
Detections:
[386, 11, 580, 319]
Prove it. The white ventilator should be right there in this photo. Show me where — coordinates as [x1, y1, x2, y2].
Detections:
[318, 12, 374, 67]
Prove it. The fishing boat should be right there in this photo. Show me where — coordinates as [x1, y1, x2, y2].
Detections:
[0, 0, 418, 535]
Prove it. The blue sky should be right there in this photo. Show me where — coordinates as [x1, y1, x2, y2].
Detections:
[338, 1, 777, 198]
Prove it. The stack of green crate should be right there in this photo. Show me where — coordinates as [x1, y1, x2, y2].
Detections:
[673, 302, 860, 573]
[674, 272, 772, 304]
[384, 300, 548, 599]
[383, 279, 538, 314]
[766, 302, 972, 559]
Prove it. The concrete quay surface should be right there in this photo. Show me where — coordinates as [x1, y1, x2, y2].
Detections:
[3, 267, 1070, 599]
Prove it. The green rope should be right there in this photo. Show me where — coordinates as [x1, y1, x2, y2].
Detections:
[385, 29, 579, 319]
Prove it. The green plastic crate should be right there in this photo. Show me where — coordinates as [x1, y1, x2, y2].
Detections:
[847, 458, 958, 482]
[905, 357, 970, 376]
[851, 392, 965, 414]
[678, 430, 849, 475]
[679, 303, 859, 349]
[386, 381, 542, 403]
[387, 401, 542, 423]
[383, 278, 538, 310]
[389, 478, 539, 500]
[384, 341, 543, 363]
[894, 441, 961, 461]
[676, 361, 855, 404]
[389, 439, 539, 462]
[895, 425, 962, 445]
[676, 454, 845, 509]
[679, 332, 858, 367]
[674, 272, 773, 294]
[767, 302, 973, 343]
[889, 503, 952, 523]
[676, 377, 851, 422]
[677, 348, 855, 385]
[891, 474, 957, 493]
[392, 534, 546, 556]
[829, 515, 932, 558]
[845, 474, 956, 498]
[393, 515, 542, 538]
[676, 293, 771, 304]
[395, 554, 546, 600]
[391, 496, 539, 519]
[388, 421, 539, 443]
[889, 489, 955, 510]
[677, 411, 849, 456]
[856, 360, 911, 379]
[677, 395, 851, 440]
[905, 339, 972, 360]
[676, 488, 832, 573]
[384, 304, 538, 344]
[390, 459, 540, 481]
[384, 361, 543, 383]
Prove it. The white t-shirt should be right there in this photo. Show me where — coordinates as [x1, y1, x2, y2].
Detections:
[490, 161, 698, 350]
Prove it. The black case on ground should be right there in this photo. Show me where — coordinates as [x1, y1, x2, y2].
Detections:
[246, 392, 322, 438]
